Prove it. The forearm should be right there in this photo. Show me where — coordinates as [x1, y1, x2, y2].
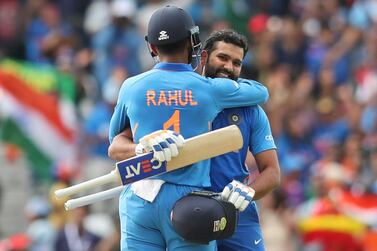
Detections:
[108, 133, 136, 161]
[251, 150, 281, 200]
[250, 165, 280, 200]
[220, 152, 280, 211]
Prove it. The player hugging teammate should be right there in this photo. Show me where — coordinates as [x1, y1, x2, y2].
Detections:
[108, 5, 280, 251]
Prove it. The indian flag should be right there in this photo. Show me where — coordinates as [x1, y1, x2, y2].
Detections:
[0, 59, 78, 181]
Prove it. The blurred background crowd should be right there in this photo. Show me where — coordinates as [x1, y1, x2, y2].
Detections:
[0, 0, 377, 250]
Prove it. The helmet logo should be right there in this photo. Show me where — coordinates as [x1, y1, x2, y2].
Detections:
[213, 217, 227, 232]
[158, 31, 170, 41]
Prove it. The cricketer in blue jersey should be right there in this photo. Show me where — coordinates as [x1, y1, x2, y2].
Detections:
[200, 30, 280, 251]
[108, 6, 269, 251]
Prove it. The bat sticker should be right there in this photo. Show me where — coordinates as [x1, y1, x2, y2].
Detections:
[116, 152, 167, 185]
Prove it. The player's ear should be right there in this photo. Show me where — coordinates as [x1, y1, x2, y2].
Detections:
[150, 44, 159, 57]
[200, 50, 208, 67]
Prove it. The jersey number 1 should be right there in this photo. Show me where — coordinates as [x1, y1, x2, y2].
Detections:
[163, 110, 180, 133]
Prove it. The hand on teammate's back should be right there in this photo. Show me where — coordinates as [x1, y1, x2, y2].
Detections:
[135, 130, 185, 162]
[221, 180, 255, 212]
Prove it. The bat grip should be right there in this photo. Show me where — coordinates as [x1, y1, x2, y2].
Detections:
[55, 170, 118, 198]
[64, 186, 124, 210]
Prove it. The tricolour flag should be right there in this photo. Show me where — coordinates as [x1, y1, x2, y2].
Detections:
[0, 59, 78, 181]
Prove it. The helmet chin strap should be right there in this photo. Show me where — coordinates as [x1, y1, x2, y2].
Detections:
[190, 26, 202, 71]
[152, 55, 160, 64]
[201, 65, 206, 76]
[190, 45, 202, 71]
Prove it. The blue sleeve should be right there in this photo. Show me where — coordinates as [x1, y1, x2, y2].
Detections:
[108, 83, 130, 143]
[249, 106, 276, 155]
[209, 78, 269, 110]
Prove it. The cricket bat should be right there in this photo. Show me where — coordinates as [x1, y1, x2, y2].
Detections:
[55, 125, 243, 209]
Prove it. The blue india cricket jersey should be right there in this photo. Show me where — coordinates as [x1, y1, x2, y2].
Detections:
[109, 63, 268, 187]
[210, 105, 277, 192]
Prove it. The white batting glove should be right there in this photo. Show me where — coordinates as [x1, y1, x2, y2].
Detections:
[135, 130, 185, 162]
[220, 180, 255, 212]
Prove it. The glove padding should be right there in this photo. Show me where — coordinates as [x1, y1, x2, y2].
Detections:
[135, 130, 185, 162]
[220, 180, 255, 212]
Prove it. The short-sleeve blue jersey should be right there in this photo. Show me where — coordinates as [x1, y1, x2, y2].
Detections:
[210, 106, 277, 192]
[109, 62, 268, 187]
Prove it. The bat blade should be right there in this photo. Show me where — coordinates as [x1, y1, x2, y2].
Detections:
[167, 124, 243, 170]
[116, 125, 243, 185]
[56, 125, 243, 199]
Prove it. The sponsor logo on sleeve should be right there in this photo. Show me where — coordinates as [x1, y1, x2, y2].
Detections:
[265, 135, 273, 141]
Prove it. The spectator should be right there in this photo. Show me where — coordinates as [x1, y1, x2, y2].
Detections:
[0, 0, 25, 59]
[82, 65, 125, 158]
[91, 0, 142, 89]
[25, 3, 73, 64]
[55, 206, 101, 251]
[24, 196, 56, 251]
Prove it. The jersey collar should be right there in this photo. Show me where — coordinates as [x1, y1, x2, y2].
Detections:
[154, 62, 194, 72]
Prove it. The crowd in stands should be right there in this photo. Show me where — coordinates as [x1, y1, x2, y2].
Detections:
[1, 0, 377, 250]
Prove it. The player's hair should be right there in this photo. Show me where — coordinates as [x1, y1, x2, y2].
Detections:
[156, 38, 190, 54]
[203, 30, 248, 58]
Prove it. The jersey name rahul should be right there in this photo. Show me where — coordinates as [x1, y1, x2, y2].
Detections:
[146, 89, 198, 107]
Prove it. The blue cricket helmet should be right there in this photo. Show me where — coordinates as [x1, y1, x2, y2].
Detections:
[146, 5, 201, 47]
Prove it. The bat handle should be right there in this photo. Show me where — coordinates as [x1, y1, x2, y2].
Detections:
[55, 170, 119, 198]
[64, 186, 124, 210]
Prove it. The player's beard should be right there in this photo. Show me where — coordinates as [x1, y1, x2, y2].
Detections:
[204, 62, 238, 81]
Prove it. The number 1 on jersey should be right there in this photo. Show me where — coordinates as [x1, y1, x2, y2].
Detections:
[163, 110, 180, 133]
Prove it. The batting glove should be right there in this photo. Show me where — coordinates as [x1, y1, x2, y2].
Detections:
[220, 180, 255, 212]
[135, 130, 185, 162]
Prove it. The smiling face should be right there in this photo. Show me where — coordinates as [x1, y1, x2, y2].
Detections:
[202, 41, 244, 81]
